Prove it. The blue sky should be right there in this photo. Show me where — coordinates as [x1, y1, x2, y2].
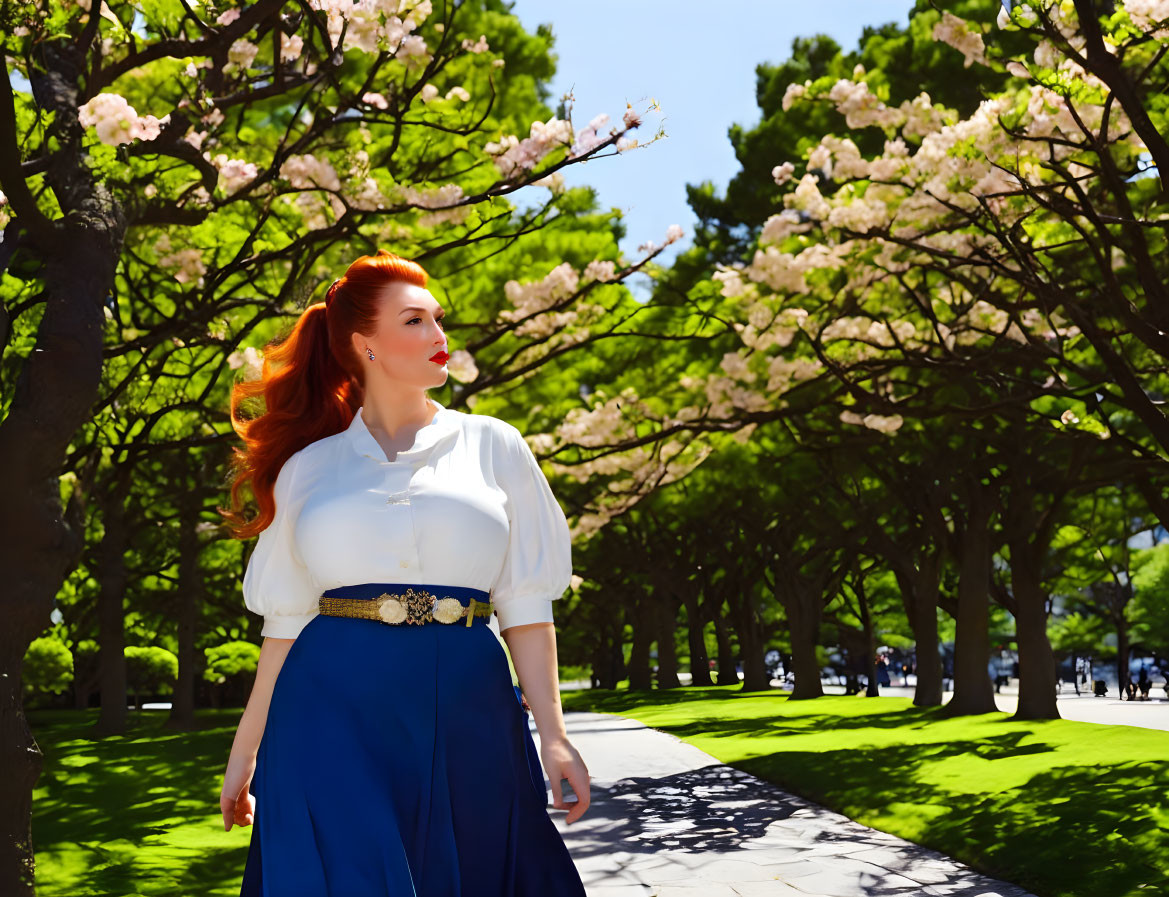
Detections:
[505, 0, 915, 298]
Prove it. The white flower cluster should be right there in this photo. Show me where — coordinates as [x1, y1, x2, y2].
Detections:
[461, 34, 490, 53]
[807, 135, 870, 180]
[279, 153, 345, 227]
[209, 153, 258, 196]
[759, 209, 809, 245]
[570, 112, 612, 158]
[719, 350, 756, 383]
[713, 263, 750, 299]
[413, 186, 471, 228]
[556, 389, 646, 452]
[307, 0, 433, 61]
[826, 79, 904, 130]
[786, 174, 831, 221]
[379, 181, 469, 226]
[819, 316, 916, 348]
[153, 233, 208, 287]
[702, 373, 771, 416]
[228, 346, 264, 381]
[486, 116, 575, 178]
[635, 224, 684, 255]
[502, 268, 584, 338]
[582, 259, 619, 283]
[826, 197, 889, 233]
[78, 93, 170, 146]
[840, 410, 904, 434]
[444, 348, 479, 383]
[765, 355, 821, 393]
[362, 91, 390, 109]
[932, 11, 987, 68]
[281, 33, 304, 62]
[1124, 0, 1169, 32]
[228, 38, 259, 69]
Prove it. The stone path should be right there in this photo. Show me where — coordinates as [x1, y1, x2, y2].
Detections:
[534, 711, 1037, 897]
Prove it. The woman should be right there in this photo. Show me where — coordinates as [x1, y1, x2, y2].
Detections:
[218, 249, 591, 895]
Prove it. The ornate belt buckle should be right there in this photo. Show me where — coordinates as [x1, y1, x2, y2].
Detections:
[404, 587, 438, 625]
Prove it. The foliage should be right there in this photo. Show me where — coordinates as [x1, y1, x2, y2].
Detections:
[202, 640, 260, 684]
[125, 645, 179, 698]
[22, 636, 73, 701]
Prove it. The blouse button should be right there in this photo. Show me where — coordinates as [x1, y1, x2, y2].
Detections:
[399, 560, 409, 568]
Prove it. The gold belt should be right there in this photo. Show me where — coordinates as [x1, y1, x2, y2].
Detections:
[318, 587, 494, 628]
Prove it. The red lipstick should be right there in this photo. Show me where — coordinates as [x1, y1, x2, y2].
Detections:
[429, 350, 449, 365]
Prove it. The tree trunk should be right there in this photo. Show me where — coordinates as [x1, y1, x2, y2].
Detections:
[942, 483, 999, 716]
[0, 43, 128, 882]
[654, 589, 681, 690]
[778, 574, 824, 700]
[0, 601, 47, 897]
[854, 574, 880, 697]
[895, 555, 945, 707]
[730, 589, 770, 692]
[711, 606, 737, 687]
[683, 591, 712, 686]
[167, 480, 202, 730]
[1009, 536, 1060, 720]
[1116, 612, 1131, 696]
[627, 598, 654, 690]
[94, 475, 132, 736]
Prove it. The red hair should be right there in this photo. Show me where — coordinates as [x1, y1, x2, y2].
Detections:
[219, 249, 430, 540]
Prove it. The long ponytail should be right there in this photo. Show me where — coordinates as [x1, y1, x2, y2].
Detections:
[219, 249, 429, 540]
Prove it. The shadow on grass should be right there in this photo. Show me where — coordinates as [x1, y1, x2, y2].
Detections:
[734, 744, 1169, 897]
[30, 707, 252, 897]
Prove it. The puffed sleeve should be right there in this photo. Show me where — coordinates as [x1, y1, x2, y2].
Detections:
[242, 450, 320, 639]
[490, 420, 574, 632]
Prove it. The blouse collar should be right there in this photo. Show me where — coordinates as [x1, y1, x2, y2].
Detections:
[345, 398, 457, 464]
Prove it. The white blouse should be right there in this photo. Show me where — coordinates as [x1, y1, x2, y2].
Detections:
[241, 399, 573, 640]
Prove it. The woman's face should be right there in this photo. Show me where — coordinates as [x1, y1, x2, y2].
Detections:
[356, 281, 449, 389]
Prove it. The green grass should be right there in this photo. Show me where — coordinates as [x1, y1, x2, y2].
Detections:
[560, 685, 1169, 897]
[29, 707, 252, 897]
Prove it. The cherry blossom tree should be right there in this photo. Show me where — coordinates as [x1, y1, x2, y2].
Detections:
[683, 0, 1169, 717]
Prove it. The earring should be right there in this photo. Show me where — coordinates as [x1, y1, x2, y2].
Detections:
[366, 348, 375, 360]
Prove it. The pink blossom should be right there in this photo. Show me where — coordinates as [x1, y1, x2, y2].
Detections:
[932, 12, 987, 68]
[362, 91, 390, 109]
[78, 93, 170, 146]
[280, 33, 304, 63]
[228, 38, 259, 69]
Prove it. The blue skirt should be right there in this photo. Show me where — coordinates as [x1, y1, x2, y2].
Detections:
[239, 584, 587, 896]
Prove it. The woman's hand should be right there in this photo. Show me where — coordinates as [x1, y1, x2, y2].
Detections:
[221, 751, 258, 831]
[540, 735, 590, 824]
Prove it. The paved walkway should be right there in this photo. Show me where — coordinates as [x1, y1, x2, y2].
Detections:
[535, 711, 1037, 897]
